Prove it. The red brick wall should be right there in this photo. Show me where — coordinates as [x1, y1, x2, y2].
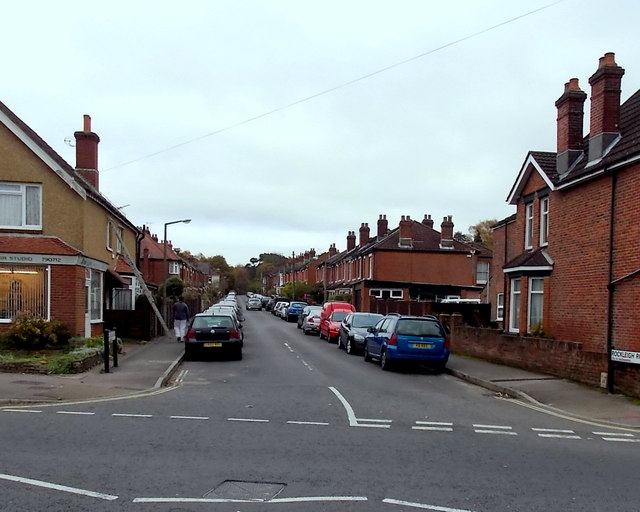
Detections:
[50, 266, 86, 336]
[451, 322, 640, 398]
[374, 251, 474, 285]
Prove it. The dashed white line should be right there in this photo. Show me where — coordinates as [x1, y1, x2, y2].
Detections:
[383, 497, 473, 511]
[112, 413, 153, 418]
[593, 432, 639, 442]
[413, 421, 454, 432]
[532, 428, 580, 439]
[56, 411, 96, 416]
[0, 473, 118, 501]
[3, 409, 42, 413]
[270, 496, 368, 503]
[134, 496, 368, 504]
[227, 418, 269, 423]
[170, 415, 209, 420]
[287, 421, 329, 426]
[474, 424, 517, 436]
[301, 360, 313, 371]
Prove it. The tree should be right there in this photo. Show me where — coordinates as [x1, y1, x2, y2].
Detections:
[468, 219, 498, 249]
[454, 231, 472, 243]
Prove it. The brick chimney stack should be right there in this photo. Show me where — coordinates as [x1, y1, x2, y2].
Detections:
[440, 215, 454, 249]
[329, 243, 337, 257]
[398, 215, 413, 248]
[346, 231, 356, 251]
[555, 78, 587, 175]
[74, 114, 100, 189]
[377, 214, 388, 239]
[588, 52, 625, 162]
[422, 214, 434, 228]
[359, 223, 370, 246]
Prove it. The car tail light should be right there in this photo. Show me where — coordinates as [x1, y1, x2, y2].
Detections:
[388, 333, 398, 346]
[444, 335, 451, 349]
[186, 329, 196, 340]
[230, 329, 240, 339]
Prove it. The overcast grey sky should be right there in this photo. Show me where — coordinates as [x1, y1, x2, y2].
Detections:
[4, 0, 639, 266]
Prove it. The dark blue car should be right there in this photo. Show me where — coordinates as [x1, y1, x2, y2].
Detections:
[284, 301, 308, 322]
[363, 314, 449, 371]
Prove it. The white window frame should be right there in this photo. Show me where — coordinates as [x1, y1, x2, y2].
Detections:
[476, 261, 489, 284]
[89, 269, 103, 322]
[106, 221, 113, 251]
[116, 226, 124, 254]
[496, 293, 504, 321]
[527, 277, 544, 332]
[525, 202, 534, 250]
[390, 289, 403, 299]
[169, 261, 180, 275]
[0, 182, 42, 230]
[509, 278, 521, 333]
[368, 255, 373, 279]
[539, 197, 549, 246]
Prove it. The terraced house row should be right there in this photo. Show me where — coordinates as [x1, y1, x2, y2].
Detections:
[278, 53, 640, 398]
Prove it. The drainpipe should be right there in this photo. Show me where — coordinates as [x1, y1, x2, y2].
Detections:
[606, 169, 616, 393]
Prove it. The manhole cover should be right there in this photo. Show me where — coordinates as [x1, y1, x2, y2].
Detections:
[205, 480, 286, 501]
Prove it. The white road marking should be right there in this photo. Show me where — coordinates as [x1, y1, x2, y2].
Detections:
[0, 473, 118, 501]
[175, 369, 188, 383]
[112, 413, 153, 418]
[56, 411, 95, 416]
[287, 421, 329, 426]
[134, 495, 367, 504]
[413, 422, 453, 432]
[532, 428, 576, 433]
[227, 418, 269, 423]
[328, 387, 392, 428]
[593, 432, 640, 443]
[283, 342, 295, 353]
[532, 427, 580, 439]
[170, 415, 209, 420]
[473, 424, 517, 435]
[3, 409, 42, 413]
[133, 497, 255, 503]
[301, 360, 313, 371]
[383, 497, 473, 511]
[270, 496, 368, 503]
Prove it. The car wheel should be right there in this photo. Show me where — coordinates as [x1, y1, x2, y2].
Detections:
[380, 348, 393, 371]
[319, 331, 325, 340]
[364, 342, 372, 362]
[432, 361, 446, 373]
[346, 338, 354, 355]
[235, 348, 243, 361]
[184, 345, 192, 361]
[303, 328, 309, 335]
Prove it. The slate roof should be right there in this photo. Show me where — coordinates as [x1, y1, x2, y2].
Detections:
[504, 248, 553, 270]
[526, 88, 640, 189]
[0, 235, 81, 256]
[0, 100, 138, 233]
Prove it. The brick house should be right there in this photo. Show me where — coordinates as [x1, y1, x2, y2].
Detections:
[490, 53, 640, 394]
[317, 214, 492, 311]
[0, 103, 141, 337]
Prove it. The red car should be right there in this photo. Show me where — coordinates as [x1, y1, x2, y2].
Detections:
[320, 309, 352, 343]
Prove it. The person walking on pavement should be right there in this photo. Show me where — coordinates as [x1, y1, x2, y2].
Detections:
[173, 296, 190, 342]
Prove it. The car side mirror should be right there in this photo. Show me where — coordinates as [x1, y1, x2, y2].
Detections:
[367, 326, 375, 333]
[238, 323, 243, 329]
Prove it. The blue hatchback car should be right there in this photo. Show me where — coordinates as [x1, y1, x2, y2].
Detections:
[284, 301, 308, 322]
[363, 314, 449, 372]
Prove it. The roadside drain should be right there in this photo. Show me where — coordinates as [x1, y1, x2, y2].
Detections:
[205, 480, 286, 501]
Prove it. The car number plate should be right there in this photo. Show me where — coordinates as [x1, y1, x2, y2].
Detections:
[204, 342, 223, 347]
[412, 343, 433, 349]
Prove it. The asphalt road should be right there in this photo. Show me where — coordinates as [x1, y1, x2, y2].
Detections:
[1, 306, 639, 511]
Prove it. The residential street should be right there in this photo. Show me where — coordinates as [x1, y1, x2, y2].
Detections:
[1, 309, 639, 512]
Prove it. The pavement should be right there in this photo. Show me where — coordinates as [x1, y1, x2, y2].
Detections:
[1, 336, 639, 429]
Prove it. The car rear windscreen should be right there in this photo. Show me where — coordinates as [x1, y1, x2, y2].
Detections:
[397, 319, 443, 337]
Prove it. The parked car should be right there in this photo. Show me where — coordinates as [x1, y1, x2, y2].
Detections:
[302, 312, 321, 335]
[337, 312, 384, 354]
[282, 301, 308, 322]
[297, 305, 322, 329]
[320, 310, 352, 343]
[319, 302, 355, 341]
[273, 300, 290, 318]
[266, 296, 289, 311]
[184, 313, 243, 360]
[363, 314, 450, 371]
[246, 297, 263, 310]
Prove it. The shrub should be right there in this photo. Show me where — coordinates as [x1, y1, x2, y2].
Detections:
[5, 315, 71, 350]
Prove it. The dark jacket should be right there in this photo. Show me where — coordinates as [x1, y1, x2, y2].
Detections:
[173, 301, 190, 320]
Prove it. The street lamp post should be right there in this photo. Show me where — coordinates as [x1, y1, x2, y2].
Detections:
[163, 219, 191, 325]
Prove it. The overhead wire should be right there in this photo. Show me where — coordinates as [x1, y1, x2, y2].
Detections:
[103, 0, 564, 171]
